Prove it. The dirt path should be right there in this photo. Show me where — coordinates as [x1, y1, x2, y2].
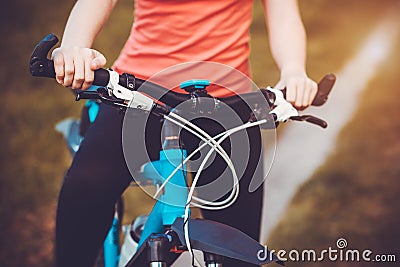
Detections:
[260, 14, 400, 243]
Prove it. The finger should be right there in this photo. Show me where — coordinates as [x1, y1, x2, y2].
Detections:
[295, 79, 306, 109]
[62, 52, 75, 87]
[302, 79, 313, 108]
[90, 51, 106, 70]
[52, 50, 65, 84]
[82, 51, 95, 90]
[285, 79, 297, 104]
[303, 78, 318, 108]
[71, 47, 85, 89]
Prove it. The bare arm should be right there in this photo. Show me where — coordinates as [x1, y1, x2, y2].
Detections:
[263, 0, 317, 109]
[53, 0, 119, 89]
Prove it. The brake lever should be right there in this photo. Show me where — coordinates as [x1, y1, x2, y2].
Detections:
[290, 115, 327, 128]
[75, 90, 101, 101]
[76, 88, 126, 106]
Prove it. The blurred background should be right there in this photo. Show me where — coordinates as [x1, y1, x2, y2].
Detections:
[0, 0, 399, 266]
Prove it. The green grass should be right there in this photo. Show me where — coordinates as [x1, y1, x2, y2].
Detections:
[0, 1, 133, 266]
[0, 0, 398, 266]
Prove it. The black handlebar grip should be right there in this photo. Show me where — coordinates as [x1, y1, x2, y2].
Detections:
[312, 73, 336, 106]
[30, 34, 58, 78]
[29, 34, 111, 86]
[91, 68, 110, 86]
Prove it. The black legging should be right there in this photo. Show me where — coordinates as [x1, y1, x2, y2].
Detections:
[55, 103, 264, 267]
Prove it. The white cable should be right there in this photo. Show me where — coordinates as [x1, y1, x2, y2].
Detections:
[154, 120, 238, 208]
[153, 114, 237, 199]
[161, 115, 239, 209]
[168, 112, 233, 165]
[154, 115, 235, 199]
[190, 120, 267, 209]
[154, 116, 267, 208]
[158, 114, 243, 209]
[183, 120, 267, 266]
[186, 129, 239, 210]
[189, 120, 267, 209]
[153, 130, 226, 198]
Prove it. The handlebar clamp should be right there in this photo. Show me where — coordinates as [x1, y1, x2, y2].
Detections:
[180, 79, 210, 94]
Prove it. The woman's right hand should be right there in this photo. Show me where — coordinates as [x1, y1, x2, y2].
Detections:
[52, 46, 106, 90]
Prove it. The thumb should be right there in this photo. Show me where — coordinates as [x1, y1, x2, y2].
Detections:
[90, 50, 107, 70]
[274, 80, 285, 90]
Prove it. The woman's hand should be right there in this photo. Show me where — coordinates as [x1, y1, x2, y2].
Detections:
[275, 68, 318, 110]
[52, 46, 106, 90]
[264, 0, 317, 110]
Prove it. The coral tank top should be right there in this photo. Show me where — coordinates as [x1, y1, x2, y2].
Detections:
[113, 0, 254, 97]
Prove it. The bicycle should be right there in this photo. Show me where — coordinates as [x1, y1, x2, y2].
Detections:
[30, 34, 335, 267]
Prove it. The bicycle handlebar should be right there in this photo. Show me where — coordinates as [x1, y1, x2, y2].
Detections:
[30, 34, 336, 128]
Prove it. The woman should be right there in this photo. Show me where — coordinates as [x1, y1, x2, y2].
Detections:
[53, 1, 317, 267]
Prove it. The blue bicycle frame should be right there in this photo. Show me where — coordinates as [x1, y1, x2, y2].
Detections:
[137, 147, 188, 248]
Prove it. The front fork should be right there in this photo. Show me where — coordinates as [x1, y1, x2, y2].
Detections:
[148, 234, 170, 267]
[146, 233, 225, 267]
